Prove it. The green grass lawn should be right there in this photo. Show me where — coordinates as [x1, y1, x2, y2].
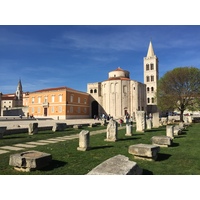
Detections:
[0, 123, 200, 175]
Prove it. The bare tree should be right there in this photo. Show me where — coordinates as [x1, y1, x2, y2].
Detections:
[156, 67, 200, 121]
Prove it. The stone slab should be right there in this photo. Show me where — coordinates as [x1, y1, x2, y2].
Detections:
[26, 142, 49, 146]
[151, 136, 172, 147]
[0, 149, 10, 154]
[9, 150, 52, 171]
[14, 144, 37, 148]
[87, 154, 143, 175]
[47, 138, 67, 142]
[0, 146, 24, 151]
[128, 143, 160, 161]
[38, 140, 59, 144]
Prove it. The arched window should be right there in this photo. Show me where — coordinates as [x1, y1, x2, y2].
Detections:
[94, 89, 97, 93]
[147, 87, 149, 93]
[146, 76, 150, 82]
[146, 64, 149, 70]
[150, 63, 154, 70]
[152, 98, 154, 103]
[151, 87, 154, 92]
[147, 98, 150, 103]
[90, 89, 93, 93]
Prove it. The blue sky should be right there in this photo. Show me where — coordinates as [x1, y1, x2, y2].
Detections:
[0, 25, 200, 94]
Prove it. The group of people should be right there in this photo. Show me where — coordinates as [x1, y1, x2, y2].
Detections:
[93, 113, 112, 121]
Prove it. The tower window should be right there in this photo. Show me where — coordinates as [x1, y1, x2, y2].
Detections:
[151, 87, 154, 92]
[147, 87, 149, 93]
[146, 64, 149, 70]
[94, 89, 97, 93]
[147, 98, 150, 103]
[146, 76, 150, 82]
[151, 75, 154, 82]
[150, 63, 154, 70]
[152, 98, 155, 103]
[90, 89, 93, 93]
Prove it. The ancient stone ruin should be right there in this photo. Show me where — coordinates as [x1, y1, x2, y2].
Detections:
[77, 130, 90, 151]
[87, 154, 143, 175]
[9, 150, 52, 172]
[104, 118, 118, 142]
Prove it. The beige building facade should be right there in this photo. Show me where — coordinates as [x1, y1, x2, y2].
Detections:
[87, 67, 147, 119]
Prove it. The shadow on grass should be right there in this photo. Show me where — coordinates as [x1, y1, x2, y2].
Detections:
[142, 169, 153, 175]
[157, 153, 171, 161]
[170, 142, 179, 147]
[39, 160, 67, 171]
[145, 128, 165, 133]
[117, 137, 141, 141]
[90, 145, 113, 150]
[3, 136, 27, 140]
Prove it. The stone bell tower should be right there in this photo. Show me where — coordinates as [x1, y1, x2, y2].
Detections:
[143, 41, 159, 114]
[16, 79, 23, 107]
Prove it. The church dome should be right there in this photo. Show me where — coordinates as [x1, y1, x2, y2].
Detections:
[108, 67, 130, 80]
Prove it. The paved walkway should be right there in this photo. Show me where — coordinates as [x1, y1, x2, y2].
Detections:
[0, 126, 126, 155]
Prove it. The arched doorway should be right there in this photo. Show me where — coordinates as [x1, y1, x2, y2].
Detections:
[91, 101, 98, 118]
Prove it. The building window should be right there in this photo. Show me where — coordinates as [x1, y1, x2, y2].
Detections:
[58, 106, 62, 113]
[147, 98, 150, 103]
[94, 89, 97, 93]
[151, 75, 154, 82]
[59, 95, 62, 103]
[51, 106, 54, 113]
[52, 95, 55, 103]
[70, 95, 73, 103]
[32, 97, 35, 103]
[70, 106, 73, 113]
[146, 76, 150, 82]
[32, 107, 34, 113]
[146, 64, 149, 70]
[152, 98, 154, 103]
[38, 97, 41, 103]
[151, 87, 154, 92]
[44, 96, 48, 103]
[147, 87, 149, 93]
[123, 85, 127, 93]
[78, 97, 80, 103]
[150, 63, 154, 70]
[90, 89, 93, 93]
[84, 98, 87, 104]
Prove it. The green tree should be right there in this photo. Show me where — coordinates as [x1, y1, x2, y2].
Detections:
[156, 67, 200, 121]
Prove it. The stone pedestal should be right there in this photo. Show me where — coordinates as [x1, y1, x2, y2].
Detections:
[146, 119, 152, 130]
[125, 124, 132, 136]
[77, 130, 90, 151]
[28, 123, 38, 135]
[0, 126, 7, 139]
[152, 112, 160, 128]
[104, 119, 118, 142]
[136, 111, 146, 132]
[166, 125, 174, 139]
[151, 136, 172, 147]
[87, 154, 143, 175]
[52, 123, 67, 132]
[9, 150, 52, 172]
[128, 143, 160, 161]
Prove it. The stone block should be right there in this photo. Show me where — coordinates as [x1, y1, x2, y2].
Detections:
[104, 118, 118, 142]
[173, 125, 182, 135]
[52, 123, 67, 132]
[0, 126, 7, 139]
[151, 135, 172, 147]
[128, 143, 160, 161]
[28, 123, 38, 135]
[87, 154, 143, 175]
[77, 130, 90, 151]
[73, 124, 82, 129]
[125, 124, 132, 136]
[9, 150, 52, 172]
